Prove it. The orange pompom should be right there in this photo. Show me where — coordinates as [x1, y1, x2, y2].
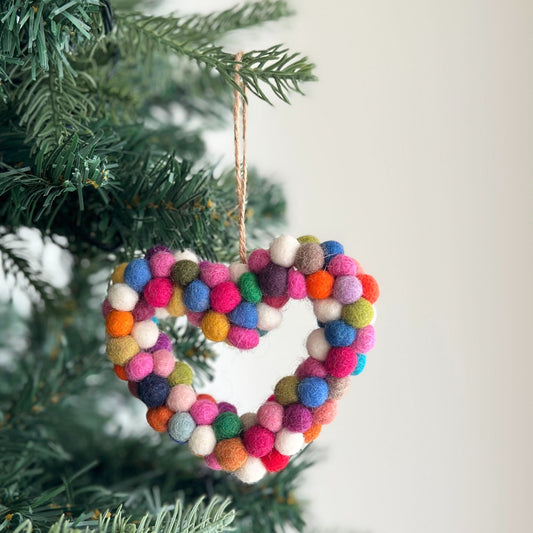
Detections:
[303, 423, 322, 443]
[197, 393, 217, 404]
[215, 437, 248, 471]
[105, 310, 134, 337]
[306, 271, 334, 300]
[358, 274, 380, 304]
[146, 406, 175, 432]
[113, 364, 128, 381]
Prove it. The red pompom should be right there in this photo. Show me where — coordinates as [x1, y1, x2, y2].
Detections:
[324, 347, 358, 378]
[243, 425, 275, 457]
[358, 274, 379, 304]
[261, 448, 290, 472]
[262, 294, 290, 309]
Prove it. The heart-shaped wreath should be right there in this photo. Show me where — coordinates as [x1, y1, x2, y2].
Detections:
[103, 234, 379, 483]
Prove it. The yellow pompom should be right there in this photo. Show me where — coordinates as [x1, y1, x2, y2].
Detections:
[166, 286, 186, 317]
[111, 262, 128, 283]
[168, 361, 194, 386]
[107, 335, 139, 365]
[274, 376, 299, 405]
[201, 311, 230, 342]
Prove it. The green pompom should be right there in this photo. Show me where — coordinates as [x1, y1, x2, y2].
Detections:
[297, 235, 320, 244]
[238, 272, 262, 303]
[274, 376, 299, 405]
[171, 260, 200, 286]
[168, 361, 193, 386]
[341, 298, 374, 329]
[212, 412, 242, 440]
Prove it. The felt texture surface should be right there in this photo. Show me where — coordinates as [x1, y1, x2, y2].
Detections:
[143, 277, 173, 308]
[247, 248, 271, 272]
[131, 319, 159, 349]
[152, 349, 175, 378]
[183, 279, 210, 312]
[111, 262, 128, 283]
[107, 336, 139, 365]
[269, 234, 301, 268]
[306, 270, 334, 300]
[237, 271, 262, 303]
[297, 377, 329, 408]
[257, 262, 288, 297]
[227, 325, 259, 349]
[190, 399, 219, 425]
[243, 425, 275, 457]
[274, 376, 300, 405]
[295, 357, 328, 379]
[215, 438, 248, 471]
[210, 281, 242, 314]
[212, 412, 243, 440]
[352, 353, 367, 376]
[126, 352, 154, 381]
[324, 320, 356, 347]
[333, 275, 363, 305]
[199, 261, 230, 288]
[320, 240, 344, 266]
[274, 428, 304, 456]
[149, 251, 175, 278]
[106, 310, 134, 337]
[188, 425, 216, 456]
[167, 361, 193, 386]
[132, 298, 155, 322]
[170, 260, 200, 286]
[201, 311, 230, 342]
[146, 406, 175, 432]
[124, 258, 152, 292]
[326, 376, 351, 400]
[137, 373, 170, 407]
[327, 254, 357, 277]
[261, 448, 290, 472]
[294, 242, 324, 274]
[306, 328, 331, 361]
[257, 401, 284, 432]
[166, 384, 196, 412]
[283, 403, 313, 432]
[228, 301, 258, 329]
[341, 298, 374, 329]
[358, 273, 380, 304]
[324, 347, 358, 378]
[168, 412, 196, 443]
[234, 456, 267, 483]
[108, 283, 139, 311]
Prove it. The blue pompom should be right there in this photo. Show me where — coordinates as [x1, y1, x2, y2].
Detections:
[352, 353, 367, 376]
[229, 301, 258, 329]
[320, 240, 344, 267]
[183, 279, 210, 312]
[324, 320, 356, 347]
[168, 412, 196, 443]
[124, 258, 152, 292]
[137, 373, 170, 407]
[298, 377, 329, 408]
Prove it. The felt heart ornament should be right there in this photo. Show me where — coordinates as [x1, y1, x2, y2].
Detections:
[103, 234, 379, 483]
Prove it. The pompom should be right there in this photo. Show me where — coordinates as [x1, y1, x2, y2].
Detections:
[190, 399, 219, 425]
[183, 279, 210, 312]
[247, 249, 270, 273]
[149, 251, 175, 278]
[287, 268, 307, 299]
[173, 250, 198, 263]
[218, 402, 238, 414]
[154, 307, 170, 320]
[261, 448, 290, 472]
[274, 376, 299, 405]
[341, 298, 374, 329]
[108, 283, 139, 312]
[294, 242, 324, 274]
[171, 260, 200, 287]
[234, 456, 267, 483]
[214, 437, 248, 471]
[227, 326, 259, 350]
[257, 262, 288, 297]
[102, 298, 112, 317]
[204, 453, 222, 470]
[357, 273, 379, 304]
[166, 286, 186, 317]
[275, 428, 304, 456]
[143, 277, 174, 308]
[132, 298, 155, 321]
[295, 357, 327, 379]
[240, 412, 258, 430]
[187, 311, 205, 327]
[324, 347, 358, 377]
[146, 406, 174, 432]
[146, 245, 172, 260]
[113, 364, 128, 381]
[333, 276, 363, 305]
[107, 336, 139, 365]
[257, 401, 284, 432]
[213, 412, 243, 440]
[197, 393, 217, 403]
[168, 411, 196, 443]
[312, 399, 337, 425]
[167, 361, 193, 386]
[297, 235, 320, 244]
[269, 235, 300, 268]
[262, 294, 290, 308]
[283, 403, 313, 432]
[229, 302, 258, 329]
[297, 377, 329, 408]
[199, 262, 230, 288]
[351, 324, 376, 353]
[306, 328, 331, 361]
[188, 425, 217, 456]
[128, 381, 138, 398]
[126, 351, 154, 381]
[201, 311, 230, 342]
[124, 258, 152, 292]
[303, 423, 322, 443]
[352, 353, 367, 375]
[151, 331, 172, 352]
[320, 240, 344, 267]
[229, 262, 249, 283]
[242, 426, 275, 457]
[210, 281, 241, 314]
[256, 303, 282, 331]
[106, 310, 134, 337]
[306, 270, 334, 300]
[166, 384, 196, 412]
[313, 298, 343, 322]
[324, 320, 356, 347]
[326, 376, 351, 400]
[131, 319, 159, 349]
[327, 254, 357, 277]
[137, 373, 170, 407]
[111, 262, 128, 283]
[237, 272, 262, 303]
[152, 349, 175, 378]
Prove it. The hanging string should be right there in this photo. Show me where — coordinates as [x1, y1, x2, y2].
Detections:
[233, 51, 248, 264]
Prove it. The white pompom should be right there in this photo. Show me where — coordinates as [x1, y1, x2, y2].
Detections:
[173, 250, 198, 263]
[240, 412, 258, 431]
[229, 262, 249, 283]
[370, 305, 377, 326]
[269, 235, 300, 268]
[256, 303, 282, 331]
[275, 428, 304, 456]
[131, 320, 159, 349]
[188, 425, 216, 456]
[306, 328, 330, 361]
[313, 298, 342, 322]
[234, 456, 267, 483]
[154, 307, 170, 319]
[107, 283, 139, 311]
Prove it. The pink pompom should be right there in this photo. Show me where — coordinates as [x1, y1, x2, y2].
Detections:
[333, 275, 363, 304]
[126, 352, 154, 381]
[210, 281, 241, 313]
[152, 349, 175, 377]
[287, 268, 307, 299]
[227, 326, 259, 350]
[187, 311, 205, 327]
[327, 255, 357, 277]
[149, 251, 176, 277]
[218, 402, 238, 414]
[204, 452, 222, 470]
[243, 425, 275, 457]
[144, 277, 173, 308]
[166, 384, 196, 412]
[248, 249, 271, 273]
[199, 262, 230, 288]
[324, 347, 358, 378]
[262, 294, 289, 309]
[351, 325, 376, 353]
[257, 401, 284, 432]
[190, 399, 219, 424]
[312, 399, 337, 425]
[132, 298, 155, 321]
[295, 357, 328, 379]
[102, 298, 112, 317]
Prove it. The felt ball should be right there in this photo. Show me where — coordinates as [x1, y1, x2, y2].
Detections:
[257, 262, 288, 297]
[137, 373, 170, 407]
[256, 303, 282, 331]
[168, 411, 196, 443]
[107, 336, 139, 365]
[190, 399, 219, 425]
[128, 380, 138, 398]
[262, 294, 290, 308]
[187, 311, 205, 327]
[132, 298, 155, 322]
[146, 406, 175, 432]
[267, 394, 276, 402]
[287, 268, 307, 299]
[167, 361, 193, 386]
[218, 402, 238, 415]
[320, 240, 344, 267]
[261, 448, 290, 472]
[143, 277, 173, 308]
[326, 376, 351, 400]
[240, 412, 258, 431]
[166, 286, 186, 317]
[146, 245, 172, 260]
[237, 272, 262, 303]
[234, 456, 267, 483]
[126, 351, 154, 381]
[173, 250, 198, 263]
[312, 399, 337, 425]
[204, 453, 222, 470]
[108, 283, 139, 312]
[324, 320, 356, 347]
[199, 262, 230, 288]
[131, 319, 159, 349]
[213, 412, 243, 440]
[351, 325, 376, 353]
[257, 401, 284, 432]
[303, 423, 322, 443]
[151, 331, 172, 352]
[124, 258, 152, 292]
[214, 437, 248, 471]
[149, 251, 175, 278]
[342, 298, 374, 329]
[197, 393, 217, 403]
[275, 428, 304, 456]
[152, 349, 175, 378]
[274, 376, 299, 405]
[306, 270, 334, 300]
[229, 302, 258, 329]
[298, 377, 329, 408]
[294, 242, 324, 275]
[247, 249, 271, 273]
[113, 364, 128, 381]
[227, 326, 259, 350]
[111, 262, 128, 283]
[306, 328, 331, 362]
[297, 235, 320, 244]
[188, 425, 217, 456]
[358, 274, 380, 304]
[327, 254, 357, 277]
[242, 426, 275, 457]
[313, 298, 343, 322]
[183, 279, 210, 312]
[351, 353, 367, 376]
[166, 384, 196, 412]
[269, 235, 300, 268]
[324, 347, 358, 378]
[229, 262, 249, 283]
[154, 307, 170, 320]
[201, 311, 230, 342]
[283, 403, 313, 432]
[171, 260, 200, 287]
[333, 275, 363, 305]
[295, 357, 327, 379]
[102, 298, 112, 317]
[106, 310, 134, 337]
[210, 281, 241, 314]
